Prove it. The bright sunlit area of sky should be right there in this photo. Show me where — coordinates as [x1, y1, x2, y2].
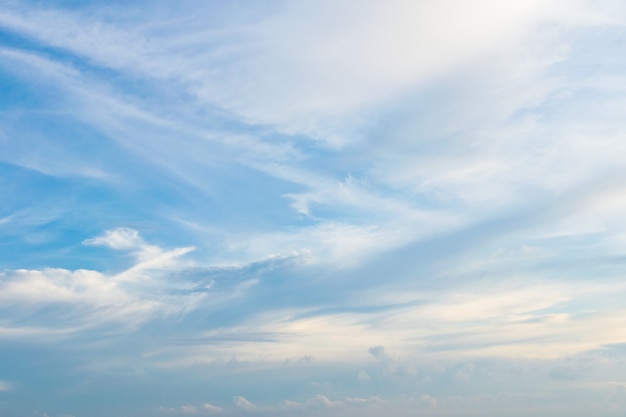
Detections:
[2, 1, 626, 416]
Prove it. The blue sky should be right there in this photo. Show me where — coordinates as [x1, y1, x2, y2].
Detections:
[2, 0, 626, 416]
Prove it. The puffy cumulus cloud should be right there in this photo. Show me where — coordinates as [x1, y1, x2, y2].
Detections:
[180, 358, 615, 416]
[0, 228, 203, 336]
[180, 405, 197, 414]
[158, 403, 226, 416]
[202, 403, 223, 414]
[162, 395, 385, 417]
[280, 395, 386, 416]
[0, 268, 112, 305]
[233, 396, 257, 411]
[83, 227, 142, 250]
[159, 404, 220, 415]
[84, 227, 195, 269]
[286, 394, 341, 409]
[0, 267, 157, 332]
[368, 345, 389, 361]
[368, 345, 417, 376]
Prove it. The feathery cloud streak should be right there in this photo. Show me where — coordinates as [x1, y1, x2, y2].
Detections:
[2, 1, 626, 416]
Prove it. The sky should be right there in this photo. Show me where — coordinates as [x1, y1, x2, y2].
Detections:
[2, 0, 626, 416]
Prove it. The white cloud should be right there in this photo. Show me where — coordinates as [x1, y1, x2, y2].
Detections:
[201, 0, 562, 144]
[4, 4, 626, 414]
[1, 0, 620, 148]
[156, 277, 626, 365]
[0, 267, 160, 332]
[112, 245, 196, 282]
[283, 395, 385, 414]
[307, 394, 339, 408]
[4, 0, 626, 274]
[180, 405, 197, 414]
[202, 403, 223, 414]
[83, 228, 195, 281]
[161, 395, 385, 417]
[83, 227, 142, 250]
[233, 395, 257, 411]
[0, 228, 201, 335]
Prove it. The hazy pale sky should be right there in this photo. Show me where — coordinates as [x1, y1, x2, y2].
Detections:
[2, 1, 626, 416]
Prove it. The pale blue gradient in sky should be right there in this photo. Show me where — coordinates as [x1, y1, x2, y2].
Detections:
[2, 1, 626, 416]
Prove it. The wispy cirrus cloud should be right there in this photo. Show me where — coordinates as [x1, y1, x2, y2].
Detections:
[3, 1, 626, 416]
[2, 0, 626, 270]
